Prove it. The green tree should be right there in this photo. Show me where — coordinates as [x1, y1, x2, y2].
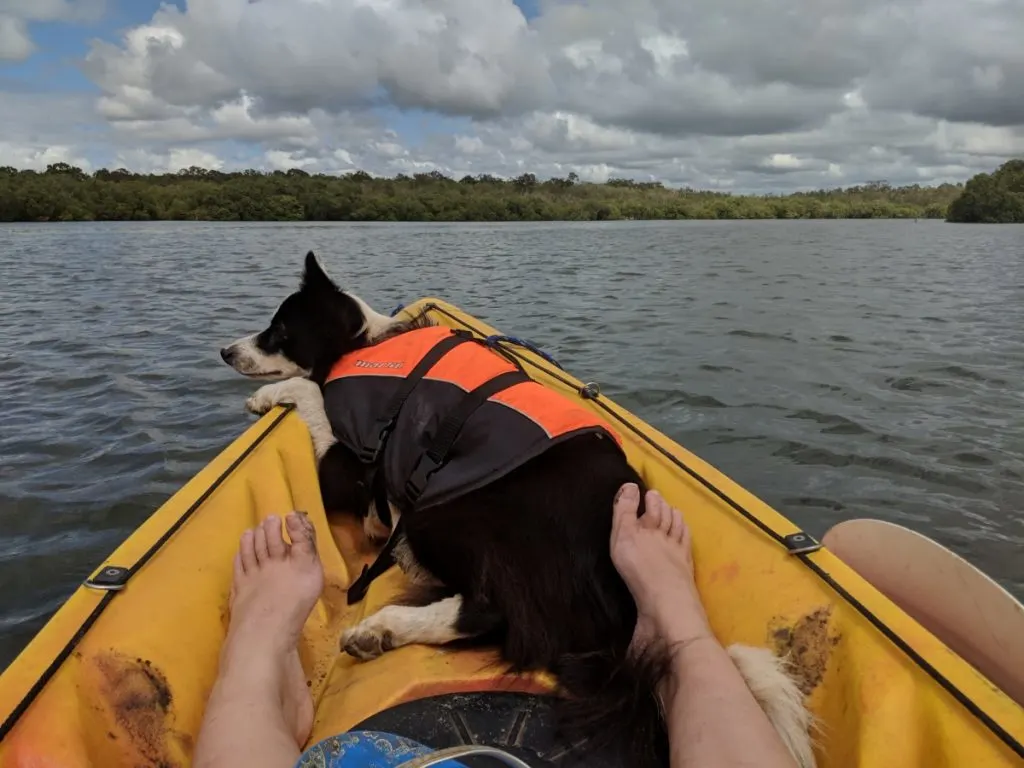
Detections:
[0, 164, 973, 223]
[947, 160, 1024, 223]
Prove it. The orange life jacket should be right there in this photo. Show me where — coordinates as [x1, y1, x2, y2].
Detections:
[322, 325, 624, 514]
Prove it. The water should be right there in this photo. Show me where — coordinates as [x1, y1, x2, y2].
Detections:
[2, 220, 1024, 668]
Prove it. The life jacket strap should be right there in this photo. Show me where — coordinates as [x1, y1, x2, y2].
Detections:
[348, 329, 475, 604]
[356, 329, 475, 464]
[346, 330, 529, 605]
[346, 517, 406, 605]
[404, 370, 530, 506]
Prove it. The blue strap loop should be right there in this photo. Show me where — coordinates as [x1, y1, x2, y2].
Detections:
[484, 335, 564, 370]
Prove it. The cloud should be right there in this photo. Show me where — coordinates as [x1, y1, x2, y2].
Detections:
[0, 0, 104, 61]
[0, 142, 92, 171]
[0, 15, 33, 61]
[112, 147, 224, 173]
[3, 0, 1020, 190]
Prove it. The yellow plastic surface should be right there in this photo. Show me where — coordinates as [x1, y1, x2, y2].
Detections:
[1, 298, 1022, 768]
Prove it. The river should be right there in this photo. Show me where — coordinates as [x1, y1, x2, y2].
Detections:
[2, 219, 1023, 668]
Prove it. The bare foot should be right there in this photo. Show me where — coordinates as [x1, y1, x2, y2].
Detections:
[194, 513, 324, 768]
[609, 484, 712, 654]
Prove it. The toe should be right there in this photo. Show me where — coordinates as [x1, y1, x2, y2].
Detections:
[286, 512, 318, 560]
[653, 491, 674, 535]
[264, 515, 286, 559]
[666, 504, 683, 541]
[612, 484, 641, 535]
[638, 496, 664, 531]
[254, 523, 269, 564]
[239, 529, 257, 573]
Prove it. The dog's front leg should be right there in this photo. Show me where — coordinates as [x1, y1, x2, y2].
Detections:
[340, 596, 466, 660]
[246, 378, 336, 460]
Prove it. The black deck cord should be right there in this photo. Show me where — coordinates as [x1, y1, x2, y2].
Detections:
[420, 302, 1024, 759]
[0, 405, 296, 743]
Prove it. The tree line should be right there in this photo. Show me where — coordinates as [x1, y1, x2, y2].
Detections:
[0, 163, 976, 222]
[945, 160, 1024, 223]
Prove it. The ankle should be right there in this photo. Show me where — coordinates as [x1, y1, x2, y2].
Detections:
[657, 633, 719, 703]
[651, 605, 712, 648]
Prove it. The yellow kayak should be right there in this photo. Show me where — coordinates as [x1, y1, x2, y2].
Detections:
[1, 298, 1023, 768]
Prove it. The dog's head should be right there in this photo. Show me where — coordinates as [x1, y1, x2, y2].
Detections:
[220, 251, 398, 383]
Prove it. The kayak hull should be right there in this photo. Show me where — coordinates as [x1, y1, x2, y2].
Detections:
[0, 298, 1021, 767]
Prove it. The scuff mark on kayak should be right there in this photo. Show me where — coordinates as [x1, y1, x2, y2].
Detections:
[94, 651, 189, 768]
[709, 560, 740, 585]
[768, 606, 841, 695]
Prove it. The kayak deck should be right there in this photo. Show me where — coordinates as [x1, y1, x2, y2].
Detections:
[0, 298, 1022, 768]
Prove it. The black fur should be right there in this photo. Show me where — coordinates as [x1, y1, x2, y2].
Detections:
[229, 252, 670, 767]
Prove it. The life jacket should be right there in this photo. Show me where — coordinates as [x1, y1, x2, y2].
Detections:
[323, 325, 624, 513]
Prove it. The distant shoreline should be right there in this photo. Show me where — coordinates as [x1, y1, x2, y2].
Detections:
[0, 164, 968, 223]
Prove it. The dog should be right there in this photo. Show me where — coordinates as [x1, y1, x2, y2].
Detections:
[220, 251, 816, 768]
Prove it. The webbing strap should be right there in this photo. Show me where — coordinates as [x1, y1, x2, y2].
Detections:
[348, 329, 475, 604]
[404, 370, 529, 506]
[356, 330, 474, 464]
[347, 358, 527, 604]
[346, 517, 405, 605]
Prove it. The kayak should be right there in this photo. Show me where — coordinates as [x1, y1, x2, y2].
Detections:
[1, 297, 1022, 768]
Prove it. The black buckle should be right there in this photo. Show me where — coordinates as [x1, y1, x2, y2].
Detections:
[405, 453, 443, 504]
[358, 418, 394, 463]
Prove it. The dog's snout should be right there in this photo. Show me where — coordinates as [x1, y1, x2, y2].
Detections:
[220, 346, 235, 364]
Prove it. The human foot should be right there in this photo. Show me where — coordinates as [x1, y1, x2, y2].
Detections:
[610, 484, 712, 654]
[222, 512, 324, 745]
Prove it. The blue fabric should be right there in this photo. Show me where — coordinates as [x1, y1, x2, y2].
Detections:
[295, 729, 467, 767]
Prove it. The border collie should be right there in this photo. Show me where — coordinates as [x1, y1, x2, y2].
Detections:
[220, 252, 816, 768]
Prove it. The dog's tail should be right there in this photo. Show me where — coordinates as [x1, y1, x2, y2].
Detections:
[728, 643, 818, 768]
[552, 641, 817, 768]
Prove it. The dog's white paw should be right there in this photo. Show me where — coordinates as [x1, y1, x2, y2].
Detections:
[245, 378, 315, 415]
[340, 623, 394, 660]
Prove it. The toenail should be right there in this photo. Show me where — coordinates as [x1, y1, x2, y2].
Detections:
[266, 514, 279, 522]
[619, 483, 639, 501]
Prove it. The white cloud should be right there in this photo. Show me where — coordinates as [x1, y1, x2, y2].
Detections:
[113, 147, 224, 173]
[0, 0, 104, 61]
[0, 142, 92, 171]
[0, 15, 33, 60]
[0, 0, 1019, 191]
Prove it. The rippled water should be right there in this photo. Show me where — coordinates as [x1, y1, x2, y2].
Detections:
[2, 220, 1024, 668]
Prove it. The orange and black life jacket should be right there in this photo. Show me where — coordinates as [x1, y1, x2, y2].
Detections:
[322, 326, 624, 602]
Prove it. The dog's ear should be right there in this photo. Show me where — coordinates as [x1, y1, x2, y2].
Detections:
[301, 251, 339, 295]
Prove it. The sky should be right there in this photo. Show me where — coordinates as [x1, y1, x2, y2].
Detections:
[1, 0, 1022, 192]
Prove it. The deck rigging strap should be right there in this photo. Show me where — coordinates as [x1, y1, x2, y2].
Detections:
[416, 301, 1024, 760]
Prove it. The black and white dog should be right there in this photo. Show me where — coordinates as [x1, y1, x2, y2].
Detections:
[220, 252, 815, 768]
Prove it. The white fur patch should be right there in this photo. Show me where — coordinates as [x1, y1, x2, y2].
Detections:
[727, 643, 817, 768]
[349, 292, 398, 342]
[223, 333, 310, 379]
[246, 378, 337, 460]
[340, 596, 464, 660]
[364, 500, 400, 543]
